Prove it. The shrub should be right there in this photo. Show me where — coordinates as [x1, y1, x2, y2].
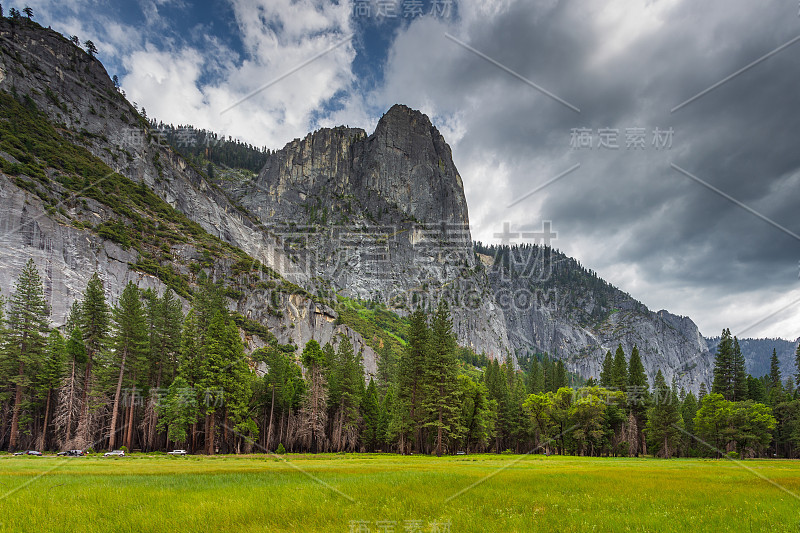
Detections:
[276, 443, 286, 455]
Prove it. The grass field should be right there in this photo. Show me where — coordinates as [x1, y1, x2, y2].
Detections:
[0, 453, 798, 532]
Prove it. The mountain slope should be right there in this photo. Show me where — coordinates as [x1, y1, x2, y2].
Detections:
[476, 243, 714, 390]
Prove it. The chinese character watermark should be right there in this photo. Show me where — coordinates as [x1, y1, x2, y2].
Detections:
[353, 0, 454, 19]
[570, 127, 673, 150]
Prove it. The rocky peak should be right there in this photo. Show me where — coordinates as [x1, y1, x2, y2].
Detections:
[362, 104, 469, 228]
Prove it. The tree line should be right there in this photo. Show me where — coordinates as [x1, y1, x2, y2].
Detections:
[0, 258, 797, 457]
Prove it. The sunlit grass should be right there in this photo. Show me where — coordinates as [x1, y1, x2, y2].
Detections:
[0, 454, 798, 532]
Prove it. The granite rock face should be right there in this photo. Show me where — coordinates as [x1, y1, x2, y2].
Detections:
[0, 175, 167, 324]
[223, 105, 511, 359]
[483, 248, 714, 392]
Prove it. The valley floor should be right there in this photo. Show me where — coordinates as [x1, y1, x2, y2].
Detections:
[0, 453, 796, 532]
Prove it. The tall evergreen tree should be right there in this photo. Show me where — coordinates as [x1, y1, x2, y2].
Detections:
[529, 359, 545, 393]
[698, 382, 708, 401]
[680, 391, 698, 456]
[746, 375, 767, 403]
[599, 351, 613, 388]
[376, 342, 396, 398]
[329, 335, 363, 452]
[393, 307, 428, 454]
[770, 348, 782, 391]
[712, 329, 735, 400]
[626, 345, 649, 456]
[6, 259, 49, 450]
[795, 343, 800, 387]
[423, 301, 460, 457]
[156, 375, 197, 446]
[108, 282, 148, 450]
[36, 330, 65, 450]
[298, 340, 327, 453]
[731, 337, 747, 401]
[77, 272, 110, 447]
[611, 345, 628, 390]
[645, 370, 683, 458]
[84, 39, 97, 57]
[55, 326, 85, 447]
[361, 379, 380, 452]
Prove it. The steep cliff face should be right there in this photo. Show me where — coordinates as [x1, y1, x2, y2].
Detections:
[360, 105, 469, 226]
[0, 174, 166, 322]
[222, 105, 510, 358]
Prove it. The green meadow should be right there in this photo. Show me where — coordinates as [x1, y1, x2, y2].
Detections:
[0, 454, 797, 532]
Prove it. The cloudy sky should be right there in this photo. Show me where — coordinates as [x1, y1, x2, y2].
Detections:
[22, 0, 800, 340]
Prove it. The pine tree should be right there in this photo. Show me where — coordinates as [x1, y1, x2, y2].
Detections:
[393, 307, 428, 454]
[627, 345, 648, 395]
[141, 289, 183, 451]
[680, 391, 698, 456]
[361, 379, 380, 452]
[529, 359, 544, 393]
[219, 317, 255, 451]
[156, 375, 198, 446]
[712, 329, 734, 400]
[746, 375, 767, 403]
[298, 340, 327, 453]
[65, 300, 82, 333]
[84, 40, 97, 58]
[6, 259, 50, 450]
[731, 337, 747, 401]
[645, 370, 682, 458]
[599, 351, 613, 388]
[55, 326, 85, 447]
[554, 360, 568, 390]
[611, 345, 627, 390]
[108, 282, 148, 450]
[698, 382, 708, 401]
[376, 342, 396, 398]
[626, 345, 649, 456]
[36, 329, 66, 450]
[379, 385, 395, 451]
[770, 348, 782, 390]
[485, 358, 510, 451]
[329, 335, 363, 451]
[423, 301, 459, 456]
[768, 348, 784, 405]
[77, 272, 109, 447]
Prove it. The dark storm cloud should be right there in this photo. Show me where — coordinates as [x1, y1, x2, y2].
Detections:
[376, 0, 800, 336]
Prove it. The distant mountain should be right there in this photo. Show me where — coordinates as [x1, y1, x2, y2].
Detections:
[705, 337, 798, 380]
